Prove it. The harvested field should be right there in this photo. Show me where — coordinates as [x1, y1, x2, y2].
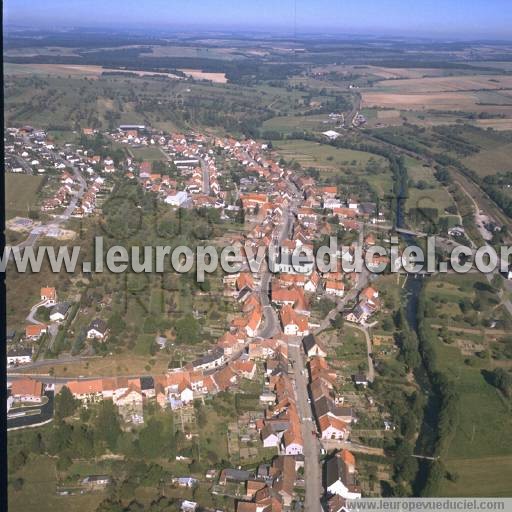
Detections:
[373, 75, 512, 93]
[4, 63, 182, 79]
[362, 91, 512, 115]
[178, 69, 228, 83]
[475, 118, 512, 130]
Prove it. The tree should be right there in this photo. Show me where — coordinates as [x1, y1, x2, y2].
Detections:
[55, 385, 77, 420]
[174, 315, 201, 344]
[94, 400, 122, 451]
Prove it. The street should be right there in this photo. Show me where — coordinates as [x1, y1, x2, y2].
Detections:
[289, 341, 323, 512]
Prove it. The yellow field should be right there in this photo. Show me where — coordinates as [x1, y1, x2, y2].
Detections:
[178, 68, 228, 83]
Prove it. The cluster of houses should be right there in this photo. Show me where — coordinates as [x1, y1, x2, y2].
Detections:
[301, 334, 362, 504]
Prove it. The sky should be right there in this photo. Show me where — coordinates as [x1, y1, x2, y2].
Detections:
[5, 0, 512, 39]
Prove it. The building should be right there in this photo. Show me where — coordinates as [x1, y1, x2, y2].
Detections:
[40, 286, 57, 304]
[10, 378, 43, 403]
[165, 191, 189, 207]
[25, 324, 47, 339]
[303, 334, 327, 358]
[87, 319, 108, 340]
[7, 347, 32, 366]
[280, 305, 309, 337]
[319, 416, 349, 440]
[192, 347, 225, 371]
[322, 130, 341, 141]
[50, 302, 71, 322]
[325, 450, 361, 500]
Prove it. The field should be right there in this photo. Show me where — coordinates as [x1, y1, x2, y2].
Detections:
[421, 274, 512, 495]
[261, 114, 338, 135]
[405, 157, 456, 216]
[372, 75, 512, 94]
[8, 455, 106, 512]
[462, 142, 512, 177]
[275, 139, 393, 198]
[5, 173, 44, 220]
[439, 456, 512, 497]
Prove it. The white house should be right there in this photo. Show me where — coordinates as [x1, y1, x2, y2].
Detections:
[165, 191, 189, 207]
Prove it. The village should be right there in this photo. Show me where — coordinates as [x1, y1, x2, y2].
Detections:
[7, 123, 399, 512]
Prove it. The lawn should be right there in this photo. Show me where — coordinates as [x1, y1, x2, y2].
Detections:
[5, 173, 44, 220]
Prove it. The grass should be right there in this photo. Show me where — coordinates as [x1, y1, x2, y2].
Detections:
[5, 173, 44, 220]
[439, 456, 512, 497]
[275, 139, 392, 197]
[130, 146, 166, 162]
[8, 455, 105, 512]
[421, 274, 512, 496]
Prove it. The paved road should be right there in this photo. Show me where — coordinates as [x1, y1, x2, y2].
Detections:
[289, 342, 323, 512]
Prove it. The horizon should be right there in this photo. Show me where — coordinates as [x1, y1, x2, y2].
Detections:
[5, 0, 512, 41]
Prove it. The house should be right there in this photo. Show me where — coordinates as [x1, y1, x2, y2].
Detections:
[304, 271, 320, 293]
[272, 455, 297, 507]
[7, 347, 32, 366]
[344, 303, 373, 324]
[87, 319, 108, 340]
[25, 324, 47, 339]
[181, 501, 198, 512]
[322, 130, 341, 141]
[280, 305, 309, 337]
[10, 378, 43, 403]
[114, 385, 144, 423]
[192, 347, 225, 371]
[139, 376, 155, 398]
[319, 415, 349, 440]
[40, 286, 57, 304]
[66, 379, 104, 405]
[303, 334, 327, 358]
[245, 304, 263, 338]
[219, 468, 251, 485]
[165, 191, 189, 207]
[352, 374, 369, 388]
[325, 280, 345, 297]
[81, 475, 111, 489]
[325, 450, 361, 499]
[260, 423, 283, 448]
[176, 477, 198, 488]
[49, 302, 71, 322]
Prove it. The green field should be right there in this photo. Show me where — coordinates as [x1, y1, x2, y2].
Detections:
[422, 275, 512, 496]
[275, 139, 392, 197]
[8, 455, 105, 512]
[5, 173, 44, 219]
[130, 145, 167, 161]
[261, 114, 337, 135]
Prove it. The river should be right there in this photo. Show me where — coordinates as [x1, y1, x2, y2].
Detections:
[396, 188, 441, 495]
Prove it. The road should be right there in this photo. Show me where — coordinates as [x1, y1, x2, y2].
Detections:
[256, 185, 298, 338]
[289, 341, 323, 512]
[200, 158, 210, 195]
[11, 149, 87, 253]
